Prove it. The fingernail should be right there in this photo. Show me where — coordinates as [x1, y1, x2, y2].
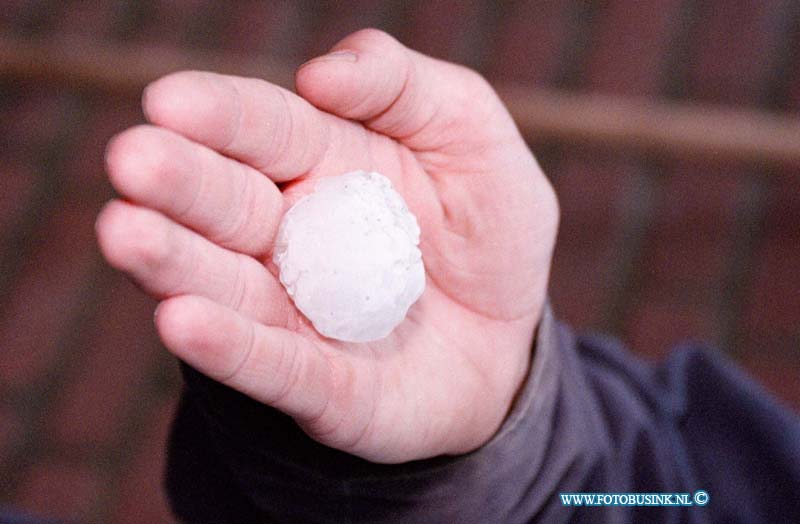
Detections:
[325, 50, 358, 61]
[141, 84, 154, 122]
[300, 49, 358, 68]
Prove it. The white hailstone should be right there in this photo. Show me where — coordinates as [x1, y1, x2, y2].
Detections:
[273, 171, 425, 342]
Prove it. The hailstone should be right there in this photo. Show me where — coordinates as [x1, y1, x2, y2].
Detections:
[273, 171, 425, 342]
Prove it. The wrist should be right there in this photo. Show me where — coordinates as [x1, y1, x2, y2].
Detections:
[443, 311, 540, 457]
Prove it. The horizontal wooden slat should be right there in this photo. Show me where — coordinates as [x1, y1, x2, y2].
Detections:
[2, 34, 800, 165]
[500, 85, 800, 165]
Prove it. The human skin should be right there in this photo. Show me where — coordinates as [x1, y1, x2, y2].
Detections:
[96, 29, 559, 464]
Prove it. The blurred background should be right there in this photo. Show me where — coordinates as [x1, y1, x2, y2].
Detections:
[1, 1, 798, 522]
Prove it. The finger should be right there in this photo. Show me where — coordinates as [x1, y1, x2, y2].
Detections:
[295, 28, 516, 151]
[155, 294, 334, 422]
[96, 200, 292, 327]
[142, 71, 331, 182]
[105, 125, 283, 258]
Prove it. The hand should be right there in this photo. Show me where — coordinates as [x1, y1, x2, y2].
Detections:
[96, 29, 558, 463]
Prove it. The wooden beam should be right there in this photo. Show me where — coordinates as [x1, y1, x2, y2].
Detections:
[0, 34, 294, 94]
[3, 34, 800, 165]
[500, 85, 800, 165]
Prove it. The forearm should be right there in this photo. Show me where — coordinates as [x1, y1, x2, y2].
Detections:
[165, 305, 800, 524]
[165, 307, 562, 524]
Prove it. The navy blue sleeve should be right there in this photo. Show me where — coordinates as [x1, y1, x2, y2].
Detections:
[165, 307, 800, 523]
[0, 511, 66, 524]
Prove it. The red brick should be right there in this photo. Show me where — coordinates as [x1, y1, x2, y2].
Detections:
[0, 402, 24, 464]
[487, 1, 574, 84]
[2, 90, 74, 157]
[0, 0, 29, 29]
[553, 152, 636, 230]
[551, 0, 683, 332]
[48, 277, 162, 448]
[60, 98, 142, 189]
[738, 349, 800, 413]
[132, 0, 215, 46]
[304, 1, 396, 58]
[655, 160, 744, 227]
[213, 0, 304, 57]
[641, 232, 732, 290]
[0, 160, 38, 245]
[685, 1, 787, 104]
[761, 169, 800, 235]
[787, 52, 800, 110]
[625, 294, 721, 360]
[733, 168, 799, 344]
[50, 0, 119, 38]
[107, 397, 178, 524]
[743, 239, 800, 336]
[550, 241, 616, 329]
[400, 0, 488, 66]
[622, 0, 784, 359]
[635, 160, 744, 295]
[583, 0, 683, 95]
[14, 460, 106, 521]
[0, 191, 102, 389]
[549, 152, 644, 328]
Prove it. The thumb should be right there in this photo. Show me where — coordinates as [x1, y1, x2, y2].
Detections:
[295, 28, 519, 152]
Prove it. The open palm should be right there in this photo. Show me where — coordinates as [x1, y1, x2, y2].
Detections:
[97, 29, 558, 463]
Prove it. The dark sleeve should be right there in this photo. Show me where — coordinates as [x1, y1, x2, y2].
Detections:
[0, 511, 66, 524]
[164, 307, 800, 524]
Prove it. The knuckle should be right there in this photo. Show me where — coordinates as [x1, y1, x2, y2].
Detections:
[226, 254, 249, 311]
[269, 337, 303, 406]
[461, 65, 491, 88]
[347, 27, 396, 49]
[217, 166, 255, 246]
[97, 202, 168, 272]
[452, 65, 496, 104]
[219, 75, 244, 152]
[269, 88, 296, 169]
[221, 320, 257, 384]
[127, 213, 172, 271]
[297, 353, 350, 436]
[304, 355, 357, 436]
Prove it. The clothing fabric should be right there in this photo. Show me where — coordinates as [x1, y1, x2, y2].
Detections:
[166, 307, 800, 523]
[0, 510, 64, 524]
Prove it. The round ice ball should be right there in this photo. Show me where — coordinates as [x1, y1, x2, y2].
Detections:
[273, 171, 425, 342]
